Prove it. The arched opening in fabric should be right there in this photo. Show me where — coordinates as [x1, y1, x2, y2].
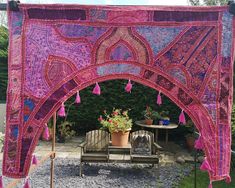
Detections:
[18, 64, 214, 177]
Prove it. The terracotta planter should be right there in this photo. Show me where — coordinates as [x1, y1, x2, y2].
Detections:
[145, 119, 153, 125]
[186, 136, 195, 151]
[111, 131, 130, 146]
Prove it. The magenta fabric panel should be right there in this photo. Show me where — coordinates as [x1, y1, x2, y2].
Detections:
[3, 4, 235, 183]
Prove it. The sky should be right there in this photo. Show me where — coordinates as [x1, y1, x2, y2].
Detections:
[19, 0, 190, 6]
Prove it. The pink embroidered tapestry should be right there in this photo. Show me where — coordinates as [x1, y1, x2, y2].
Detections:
[3, 3, 235, 184]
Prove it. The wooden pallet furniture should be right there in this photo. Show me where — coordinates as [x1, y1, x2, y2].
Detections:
[130, 130, 162, 166]
[78, 129, 162, 176]
[108, 143, 131, 163]
[78, 129, 110, 176]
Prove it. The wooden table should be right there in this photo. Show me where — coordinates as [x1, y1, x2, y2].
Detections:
[108, 143, 131, 163]
[135, 120, 178, 144]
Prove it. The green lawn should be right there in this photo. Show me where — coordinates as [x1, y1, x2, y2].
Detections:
[178, 168, 235, 188]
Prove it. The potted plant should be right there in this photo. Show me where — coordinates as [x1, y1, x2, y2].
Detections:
[142, 106, 160, 125]
[57, 121, 75, 143]
[159, 110, 170, 125]
[99, 108, 132, 146]
[184, 120, 195, 151]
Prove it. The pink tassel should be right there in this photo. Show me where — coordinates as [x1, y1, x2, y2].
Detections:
[42, 125, 50, 141]
[92, 82, 101, 95]
[157, 91, 162, 105]
[194, 136, 203, 150]
[23, 178, 30, 188]
[0, 176, 3, 188]
[75, 91, 81, 104]
[58, 103, 66, 117]
[32, 154, 38, 165]
[125, 79, 132, 93]
[200, 158, 212, 172]
[179, 110, 186, 125]
[208, 182, 212, 188]
[225, 175, 231, 183]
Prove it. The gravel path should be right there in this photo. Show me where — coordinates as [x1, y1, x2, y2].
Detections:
[1, 158, 193, 188]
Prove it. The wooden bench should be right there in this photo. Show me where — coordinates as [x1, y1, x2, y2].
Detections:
[78, 129, 162, 176]
[130, 130, 162, 167]
[78, 130, 110, 176]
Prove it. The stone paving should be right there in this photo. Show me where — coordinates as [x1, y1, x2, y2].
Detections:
[0, 136, 194, 163]
[34, 136, 85, 159]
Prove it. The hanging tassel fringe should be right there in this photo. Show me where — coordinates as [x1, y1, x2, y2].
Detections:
[157, 91, 162, 105]
[42, 125, 50, 141]
[23, 178, 30, 188]
[0, 175, 3, 188]
[75, 90, 81, 104]
[58, 103, 66, 117]
[225, 175, 231, 183]
[200, 158, 212, 172]
[125, 79, 132, 93]
[32, 154, 38, 165]
[194, 136, 203, 150]
[179, 110, 186, 125]
[92, 82, 101, 95]
[208, 182, 212, 188]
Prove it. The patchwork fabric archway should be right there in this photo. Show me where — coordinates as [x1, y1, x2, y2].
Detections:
[3, 3, 235, 185]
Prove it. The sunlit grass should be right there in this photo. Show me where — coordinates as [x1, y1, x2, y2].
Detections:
[179, 168, 235, 188]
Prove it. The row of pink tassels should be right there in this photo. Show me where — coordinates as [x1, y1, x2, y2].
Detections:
[56, 80, 187, 125]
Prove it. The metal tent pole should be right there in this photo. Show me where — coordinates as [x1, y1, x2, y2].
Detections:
[50, 113, 56, 188]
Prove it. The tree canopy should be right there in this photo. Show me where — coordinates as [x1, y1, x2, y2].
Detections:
[0, 26, 8, 102]
[189, 0, 227, 5]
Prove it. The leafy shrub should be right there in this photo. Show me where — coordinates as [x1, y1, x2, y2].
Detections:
[0, 26, 8, 102]
[65, 80, 180, 134]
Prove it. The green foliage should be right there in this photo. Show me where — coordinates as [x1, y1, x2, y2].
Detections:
[159, 110, 170, 119]
[184, 120, 195, 137]
[0, 132, 4, 146]
[99, 108, 132, 133]
[65, 80, 180, 133]
[0, 26, 8, 102]
[231, 105, 235, 169]
[189, 0, 227, 5]
[142, 106, 161, 120]
[232, 105, 235, 137]
[58, 121, 75, 139]
[179, 167, 235, 188]
[189, 0, 201, 5]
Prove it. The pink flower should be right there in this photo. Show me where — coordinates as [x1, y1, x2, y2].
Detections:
[98, 116, 103, 121]
[113, 111, 118, 115]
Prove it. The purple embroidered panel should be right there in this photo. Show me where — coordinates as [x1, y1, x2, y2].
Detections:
[3, 4, 235, 185]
